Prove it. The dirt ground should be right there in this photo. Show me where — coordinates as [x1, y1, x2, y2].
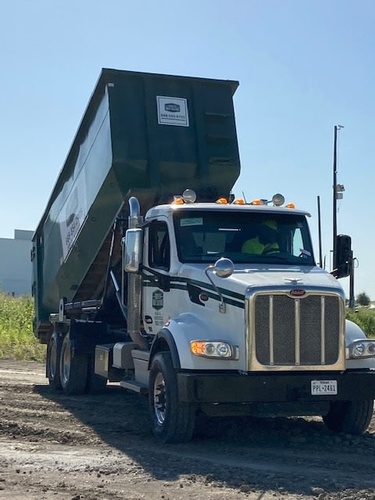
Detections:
[1, 360, 375, 500]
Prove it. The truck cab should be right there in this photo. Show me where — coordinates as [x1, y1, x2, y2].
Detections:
[142, 198, 317, 332]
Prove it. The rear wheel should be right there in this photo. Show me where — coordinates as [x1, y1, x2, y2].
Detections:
[59, 334, 88, 395]
[149, 352, 196, 443]
[46, 331, 63, 389]
[85, 355, 107, 394]
[323, 400, 374, 435]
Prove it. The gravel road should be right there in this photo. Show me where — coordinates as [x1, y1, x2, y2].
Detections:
[1, 359, 375, 499]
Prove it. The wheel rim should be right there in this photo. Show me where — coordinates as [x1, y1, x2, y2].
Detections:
[153, 372, 167, 426]
[48, 338, 57, 379]
[61, 341, 71, 386]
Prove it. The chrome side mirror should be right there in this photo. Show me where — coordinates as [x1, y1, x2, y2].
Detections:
[123, 228, 143, 273]
[205, 258, 234, 313]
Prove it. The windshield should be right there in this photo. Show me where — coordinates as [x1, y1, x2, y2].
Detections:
[173, 210, 315, 266]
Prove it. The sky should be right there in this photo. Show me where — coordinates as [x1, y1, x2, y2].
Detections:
[0, 0, 374, 300]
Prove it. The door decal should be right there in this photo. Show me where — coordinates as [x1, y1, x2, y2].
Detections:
[152, 290, 164, 310]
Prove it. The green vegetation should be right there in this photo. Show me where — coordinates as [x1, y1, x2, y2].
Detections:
[347, 307, 375, 338]
[356, 292, 371, 307]
[0, 292, 46, 362]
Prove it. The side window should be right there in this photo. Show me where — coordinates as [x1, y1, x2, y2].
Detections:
[148, 221, 170, 270]
[291, 228, 304, 257]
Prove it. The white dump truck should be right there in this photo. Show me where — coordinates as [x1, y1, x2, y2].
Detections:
[32, 68, 375, 443]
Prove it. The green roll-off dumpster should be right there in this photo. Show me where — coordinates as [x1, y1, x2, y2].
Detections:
[32, 68, 240, 339]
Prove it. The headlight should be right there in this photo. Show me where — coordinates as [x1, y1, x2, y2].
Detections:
[190, 340, 238, 359]
[347, 339, 375, 359]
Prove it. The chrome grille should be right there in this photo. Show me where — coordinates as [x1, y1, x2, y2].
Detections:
[253, 293, 341, 367]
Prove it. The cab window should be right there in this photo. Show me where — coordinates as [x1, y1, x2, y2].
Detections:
[148, 221, 170, 270]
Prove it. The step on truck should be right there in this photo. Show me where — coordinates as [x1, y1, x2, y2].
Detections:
[32, 68, 375, 443]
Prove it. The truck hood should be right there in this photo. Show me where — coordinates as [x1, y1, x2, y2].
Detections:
[179, 263, 344, 297]
[226, 264, 343, 294]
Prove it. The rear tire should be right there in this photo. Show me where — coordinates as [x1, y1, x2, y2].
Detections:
[46, 331, 63, 389]
[86, 355, 107, 394]
[323, 400, 374, 435]
[59, 334, 88, 395]
[149, 352, 196, 443]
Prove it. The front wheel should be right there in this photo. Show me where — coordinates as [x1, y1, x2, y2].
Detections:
[149, 352, 196, 443]
[60, 334, 88, 395]
[323, 400, 374, 435]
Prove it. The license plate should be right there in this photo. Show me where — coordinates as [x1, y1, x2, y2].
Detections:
[311, 380, 338, 395]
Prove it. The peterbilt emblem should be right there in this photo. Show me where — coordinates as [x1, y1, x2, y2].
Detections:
[290, 289, 306, 297]
[164, 103, 180, 113]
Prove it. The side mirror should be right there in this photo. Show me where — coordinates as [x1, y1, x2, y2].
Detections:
[333, 234, 352, 279]
[213, 257, 234, 278]
[123, 228, 143, 273]
[204, 258, 234, 314]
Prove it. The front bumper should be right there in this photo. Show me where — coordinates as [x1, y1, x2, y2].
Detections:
[177, 370, 375, 403]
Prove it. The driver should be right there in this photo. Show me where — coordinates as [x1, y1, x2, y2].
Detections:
[242, 220, 279, 255]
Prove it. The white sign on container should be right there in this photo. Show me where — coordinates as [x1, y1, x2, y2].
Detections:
[156, 96, 189, 127]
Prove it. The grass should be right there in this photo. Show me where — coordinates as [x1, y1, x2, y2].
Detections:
[346, 307, 375, 338]
[0, 292, 46, 362]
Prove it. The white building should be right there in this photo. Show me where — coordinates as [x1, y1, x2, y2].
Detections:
[0, 230, 33, 296]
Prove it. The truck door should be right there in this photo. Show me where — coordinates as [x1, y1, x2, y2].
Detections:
[142, 220, 172, 335]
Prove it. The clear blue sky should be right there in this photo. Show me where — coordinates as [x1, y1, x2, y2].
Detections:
[1, 0, 374, 300]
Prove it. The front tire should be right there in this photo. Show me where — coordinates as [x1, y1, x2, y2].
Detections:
[60, 334, 88, 395]
[323, 400, 374, 435]
[149, 352, 196, 443]
[46, 331, 63, 389]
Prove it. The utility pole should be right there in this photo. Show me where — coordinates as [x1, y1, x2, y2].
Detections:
[349, 251, 355, 309]
[332, 124, 344, 271]
[317, 195, 323, 267]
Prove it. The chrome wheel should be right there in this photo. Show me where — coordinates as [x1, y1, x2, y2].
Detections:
[60, 338, 71, 387]
[47, 331, 62, 389]
[153, 371, 167, 426]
